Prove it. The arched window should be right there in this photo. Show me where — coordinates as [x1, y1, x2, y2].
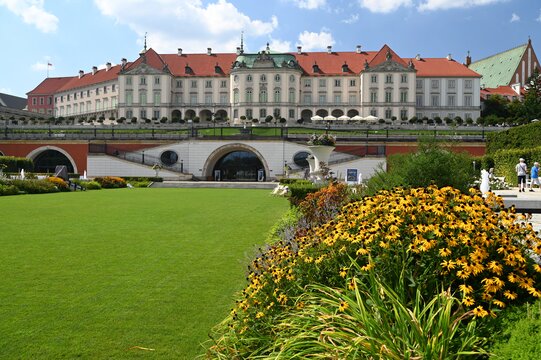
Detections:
[259, 89, 267, 103]
[275, 74, 281, 82]
[289, 75, 295, 83]
[246, 88, 253, 102]
[233, 89, 239, 103]
[260, 74, 266, 82]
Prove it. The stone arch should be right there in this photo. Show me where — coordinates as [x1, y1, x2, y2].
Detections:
[172, 109, 182, 121]
[185, 109, 196, 120]
[199, 109, 212, 122]
[0, 150, 4, 156]
[215, 109, 228, 121]
[202, 143, 270, 180]
[331, 109, 344, 117]
[316, 109, 328, 117]
[301, 109, 313, 122]
[347, 109, 359, 117]
[26, 146, 78, 174]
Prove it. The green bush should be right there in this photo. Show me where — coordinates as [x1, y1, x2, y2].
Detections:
[0, 183, 19, 196]
[286, 182, 320, 206]
[71, 179, 101, 190]
[8, 179, 59, 194]
[492, 147, 541, 186]
[0, 156, 33, 172]
[486, 122, 541, 154]
[278, 178, 311, 185]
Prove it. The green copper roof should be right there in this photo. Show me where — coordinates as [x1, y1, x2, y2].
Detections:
[234, 52, 298, 68]
[469, 44, 527, 88]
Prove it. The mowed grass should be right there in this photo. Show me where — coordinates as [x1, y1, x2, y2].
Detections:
[0, 188, 288, 359]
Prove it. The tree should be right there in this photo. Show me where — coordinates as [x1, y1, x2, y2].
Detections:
[523, 68, 541, 120]
[482, 94, 510, 118]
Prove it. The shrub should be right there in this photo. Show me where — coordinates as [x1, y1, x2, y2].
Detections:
[94, 176, 127, 189]
[286, 182, 320, 206]
[0, 156, 34, 172]
[46, 176, 69, 191]
[207, 186, 541, 357]
[0, 183, 19, 196]
[9, 179, 59, 194]
[307, 133, 336, 146]
[84, 181, 102, 190]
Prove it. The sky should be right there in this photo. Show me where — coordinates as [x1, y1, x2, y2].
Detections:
[0, 0, 540, 98]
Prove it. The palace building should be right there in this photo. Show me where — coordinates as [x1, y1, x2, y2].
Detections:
[27, 42, 482, 124]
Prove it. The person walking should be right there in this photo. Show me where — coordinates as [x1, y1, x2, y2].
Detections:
[530, 162, 540, 191]
[516, 158, 528, 192]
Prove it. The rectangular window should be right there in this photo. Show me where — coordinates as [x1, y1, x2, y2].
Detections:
[205, 93, 212, 104]
[32, 98, 37, 105]
[319, 94, 326, 104]
[112, 84, 116, 92]
[154, 77, 160, 85]
[126, 110, 133, 119]
[288, 89, 295, 102]
[334, 93, 341, 103]
[191, 80, 197, 88]
[126, 77, 132, 86]
[447, 95, 455, 106]
[465, 113, 472, 120]
[370, 109, 377, 117]
[431, 95, 439, 106]
[349, 93, 357, 104]
[431, 79, 439, 89]
[140, 109, 147, 119]
[304, 79, 311, 87]
[246, 108, 253, 119]
[220, 80, 227, 88]
[400, 91, 408, 102]
[259, 108, 267, 118]
[190, 94, 197, 104]
[73, 93, 77, 100]
[401, 74, 407, 83]
[154, 92, 161, 106]
[219, 93, 227, 104]
[103, 86, 107, 94]
[334, 79, 341, 87]
[385, 109, 392, 119]
[303, 93, 312, 104]
[289, 109, 295, 119]
[349, 79, 356, 87]
[48, 97, 52, 105]
[464, 95, 472, 107]
[370, 91, 377, 103]
[416, 94, 423, 106]
[175, 93, 182, 104]
[448, 79, 456, 89]
[126, 91, 133, 105]
[87, 90, 90, 97]
[274, 90, 281, 103]
[205, 80, 212, 88]
[176, 80, 182, 88]
[400, 109, 408, 120]
[319, 79, 326, 88]
[96, 88, 99, 95]
[385, 74, 393, 84]
[371, 75, 377, 83]
[67, 94, 70, 101]
[385, 91, 392, 103]
[140, 92, 147, 105]
[140, 77, 146, 85]
[465, 79, 472, 89]
[153, 110, 160, 119]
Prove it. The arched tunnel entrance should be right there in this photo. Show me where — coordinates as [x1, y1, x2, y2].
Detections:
[32, 149, 75, 173]
[213, 150, 264, 181]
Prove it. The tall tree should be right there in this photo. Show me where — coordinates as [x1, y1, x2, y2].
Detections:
[523, 68, 541, 120]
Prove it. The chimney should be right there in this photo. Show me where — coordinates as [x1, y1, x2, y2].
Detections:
[207, 47, 212, 56]
[356, 45, 362, 54]
[106, 62, 112, 71]
[236, 47, 241, 55]
[415, 54, 421, 61]
[121, 58, 127, 68]
[297, 46, 302, 54]
[327, 45, 332, 54]
[78, 70, 84, 78]
[177, 48, 183, 56]
[446, 53, 452, 61]
[465, 51, 471, 66]
[92, 66, 98, 75]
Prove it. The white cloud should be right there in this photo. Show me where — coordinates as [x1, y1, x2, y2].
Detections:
[298, 30, 335, 51]
[0, 87, 14, 94]
[262, 39, 292, 53]
[358, 0, 412, 14]
[31, 61, 53, 72]
[341, 14, 359, 24]
[0, 0, 58, 33]
[93, 0, 278, 53]
[537, 8, 541, 22]
[510, 13, 520, 22]
[289, 0, 326, 10]
[418, 0, 506, 12]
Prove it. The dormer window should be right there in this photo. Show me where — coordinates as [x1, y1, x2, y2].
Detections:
[185, 64, 193, 74]
[342, 62, 349, 72]
[312, 63, 320, 73]
[214, 64, 222, 74]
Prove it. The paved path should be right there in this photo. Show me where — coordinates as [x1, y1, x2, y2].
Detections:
[493, 187, 541, 231]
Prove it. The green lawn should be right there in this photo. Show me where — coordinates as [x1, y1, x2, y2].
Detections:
[0, 188, 288, 359]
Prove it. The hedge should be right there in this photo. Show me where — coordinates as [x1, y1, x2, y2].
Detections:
[492, 146, 541, 186]
[287, 182, 320, 206]
[0, 156, 33, 172]
[486, 122, 541, 154]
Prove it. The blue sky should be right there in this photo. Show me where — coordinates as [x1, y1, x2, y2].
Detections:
[1, 0, 540, 98]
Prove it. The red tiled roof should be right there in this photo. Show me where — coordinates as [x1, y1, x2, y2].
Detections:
[368, 44, 409, 68]
[56, 64, 126, 93]
[293, 51, 376, 76]
[481, 85, 520, 98]
[161, 53, 238, 77]
[26, 77, 74, 95]
[409, 57, 481, 77]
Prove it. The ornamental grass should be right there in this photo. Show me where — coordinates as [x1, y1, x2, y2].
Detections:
[207, 185, 541, 358]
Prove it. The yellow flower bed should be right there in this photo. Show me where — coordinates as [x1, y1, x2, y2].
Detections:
[228, 186, 541, 342]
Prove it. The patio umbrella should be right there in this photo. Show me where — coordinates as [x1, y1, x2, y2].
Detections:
[310, 115, 323, 121]
[338, 115, 350, 121]
[365, 115, 379, 122]
[351, 115, 364, 121]
[323, 115, 337, 121]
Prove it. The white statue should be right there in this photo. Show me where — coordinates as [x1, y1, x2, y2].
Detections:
[480, 169, 490, 196]
[20, 169, 25, 180]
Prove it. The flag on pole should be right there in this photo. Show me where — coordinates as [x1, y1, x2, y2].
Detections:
[47, 62, 53, 66]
